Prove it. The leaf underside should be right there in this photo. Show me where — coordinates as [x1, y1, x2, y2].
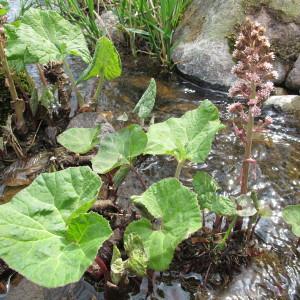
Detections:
[133, 78, 156, 119]
[78, 36, 121, 82]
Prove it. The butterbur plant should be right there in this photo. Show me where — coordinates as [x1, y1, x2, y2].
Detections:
[228, 18, 277, 229]
[0, 167, 112, 288]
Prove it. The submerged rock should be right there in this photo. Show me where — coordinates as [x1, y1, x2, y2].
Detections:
[172, 0, 300, 89]
[273, 60, 289, 85]
[264, 95, 300, 112]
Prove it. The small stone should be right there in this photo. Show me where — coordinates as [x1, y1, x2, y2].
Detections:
[264, 95, 300, 112]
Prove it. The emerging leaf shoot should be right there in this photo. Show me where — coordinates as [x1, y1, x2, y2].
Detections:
[133, 78, 156, 120]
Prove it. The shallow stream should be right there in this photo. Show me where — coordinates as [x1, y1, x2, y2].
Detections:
[2, 2, 300, 299]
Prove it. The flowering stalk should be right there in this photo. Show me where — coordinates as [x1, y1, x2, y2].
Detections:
[228, 19, 277, 230]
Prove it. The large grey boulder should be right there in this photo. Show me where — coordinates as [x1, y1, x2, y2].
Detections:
[172, 0, 300, 89]
[286, 55, 300, 91]
[172, 0, 243, 89]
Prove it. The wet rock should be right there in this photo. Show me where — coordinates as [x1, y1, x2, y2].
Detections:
[97, 11, 124, 44]
[264, 95, 300, 112]
[273, 60, 289, 85]
[44, 280, 103, 300]
[273, 87, 289, 96]
[172, 0, 300, 89]
[67, 112, 114, 139]
[285, 55, 300, 91]
[6, 278, 44, 300]
[172, 0, 240, 89]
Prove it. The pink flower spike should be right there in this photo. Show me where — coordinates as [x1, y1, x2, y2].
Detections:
[227, 102, 243, 113]
[248, 98, 258, 106]
[251, 105, 261, 117]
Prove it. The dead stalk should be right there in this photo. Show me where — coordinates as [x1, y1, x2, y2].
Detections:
[0, 32, 26, 131]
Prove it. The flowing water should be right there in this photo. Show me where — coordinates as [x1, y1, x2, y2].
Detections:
[2, 2, 300, 299]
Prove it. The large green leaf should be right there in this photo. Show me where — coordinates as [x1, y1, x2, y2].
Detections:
[144, 100, 224, 163]
[0, 1, 9, 16]
[0, 167, 112, 288]
[133, 78, 156, 119]
[92, 124, 147, 174]
[4, 21, 37, 71]
[57, 126, 101, 154]
[193, 171, 236, 216]
[77, 36, 121, 82]
[6, 8, 91, 65]
[282, 204, 300, 237]
[125, 178, 202, 271]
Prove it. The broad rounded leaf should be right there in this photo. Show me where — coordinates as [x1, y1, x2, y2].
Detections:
[145, 100, 225, 163]
[57, 126, 101, 154]
[193, 171, 236, 216]
[4, 21, 38, 71]
[125, 178, 202, 271]
[6, 8, 91, 64]
[0, 167, 113, 288]
[92, 124, 147, 174]
[283, 204, 300, 237]
[133, 78, 156, 119]
[78, 37, 121, 82]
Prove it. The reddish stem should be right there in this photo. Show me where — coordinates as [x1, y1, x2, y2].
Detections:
[95, 256, 108, 274]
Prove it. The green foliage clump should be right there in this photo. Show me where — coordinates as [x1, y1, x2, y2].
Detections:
[125, 178, 202, 271]
[112, 0, 191, 66]
[6, 8, 91, 68]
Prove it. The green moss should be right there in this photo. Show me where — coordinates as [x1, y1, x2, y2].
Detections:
[272, 40, 300, 62]
[226, 23, 242, 55]
[242, 0, 300, 22]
